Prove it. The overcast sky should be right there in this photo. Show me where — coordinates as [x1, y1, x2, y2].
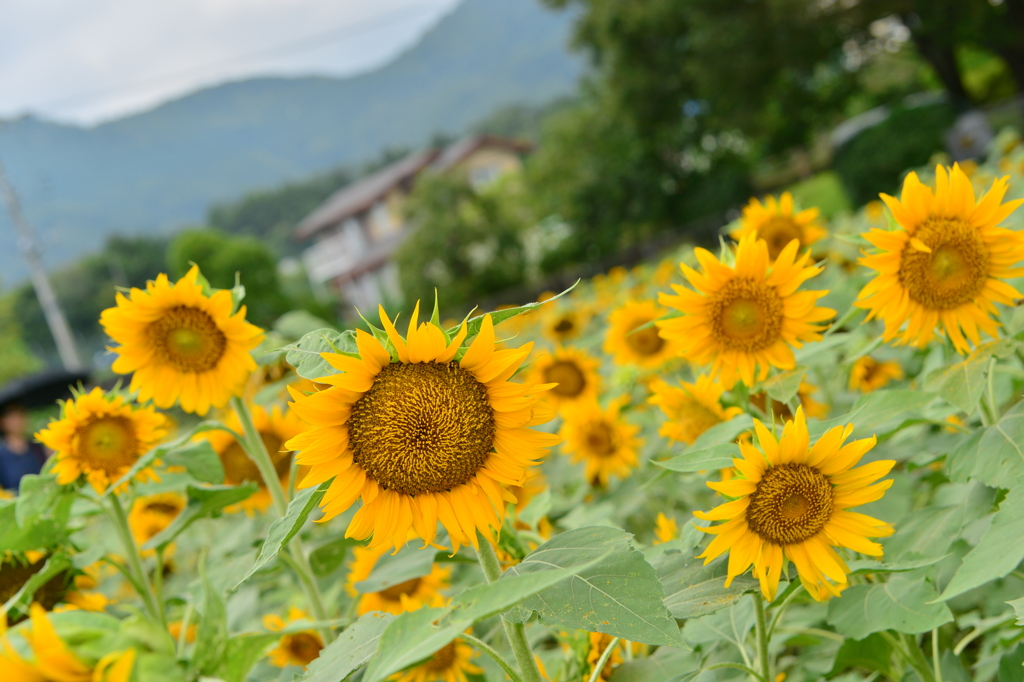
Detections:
[0, 0, 459, 126]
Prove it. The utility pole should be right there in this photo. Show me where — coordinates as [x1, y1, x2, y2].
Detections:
[0, 152, 84, 371]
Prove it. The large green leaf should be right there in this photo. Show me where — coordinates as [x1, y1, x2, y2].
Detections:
[161, 441, 225, 485]
[144, 483, 258, 550]
[296, 612, 393, 682]
[233, 481, 330, 590]
[309, 535, 360, 577]
[354, 544, 437, 593]
[758, 366, 807, 404]
[502, 527, 683, 647]
[827, 575, 953, 639]
[691, 414, 754, 449]
[363, 543, 612, 682]
[654, 443, 738, 474]
[923, 340, 1011, 414]
[939, 486, 1024, 601]
[653, 547, 757, 619]
[2, 551, 73, 617]
[829, 633, 900, 680]
[15, 474, 64, 526]
[881, 483, 995, 562]
[191, 556, 228, 676]
[947, 401, 1024, 488]
[215, 633, 278, 682]
[807, 390, 936, 439]
[283, 328, 359, 381]
[0, 497, 71, 552]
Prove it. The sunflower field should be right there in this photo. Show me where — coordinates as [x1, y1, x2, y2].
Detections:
[7, 130, 1024, 682]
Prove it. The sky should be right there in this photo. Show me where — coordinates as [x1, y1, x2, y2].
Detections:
[0, 0, 460, 126]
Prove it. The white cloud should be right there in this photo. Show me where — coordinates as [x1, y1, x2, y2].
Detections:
[0, 0, 459, 125]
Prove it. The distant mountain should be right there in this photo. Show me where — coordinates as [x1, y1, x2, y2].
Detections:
[0, 0, 582, 282]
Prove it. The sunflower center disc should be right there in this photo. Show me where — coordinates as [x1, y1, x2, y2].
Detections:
[348, 362, 496, 495]
[553, 317, 575, 334]
[378, 577, 422, 600]
[287, 633, 323, 665]
[147, 305, 228, 372]
[711, 277, 784, 352]
[746, 462, 834, 545]
[544, 360, 586, 397]
[145, 502, 184, 516]
[425, 642, 458, 672]
[625, 324, 665, 356]
[898, 218, 989, 310]
[222, 433, 288, 486]
[78, 416, 139, 472]
[584, 422, 617, 457]
[760, 216, 802, 260]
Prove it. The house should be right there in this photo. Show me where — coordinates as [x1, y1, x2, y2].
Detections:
[294, 135, 531, 311]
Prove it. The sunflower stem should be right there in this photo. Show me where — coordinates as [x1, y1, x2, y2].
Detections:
[153, 546, 167, 630]
[460, 633, 524, 682]
[475, 537, 544, 682]
[932, 628, 943, 682]
[986, 357, 999, 423]
[587, 636, 620, 682]
[752, 593, 771, 682]
[107, 493, 161, 622]
[230, 395, 333, 641]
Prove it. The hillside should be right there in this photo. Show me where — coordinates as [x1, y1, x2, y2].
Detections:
[0, 0, 581, 281]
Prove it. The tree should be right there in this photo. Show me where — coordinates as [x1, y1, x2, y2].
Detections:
[395, 173, 532, 313]
[167, 229, 289, 326]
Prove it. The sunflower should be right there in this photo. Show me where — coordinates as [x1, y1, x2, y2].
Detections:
[203, 404, 305, 514]
[264, 607, 324, 668]
[695, 407, 894, 601]
[856, 164, 1024, 353]
[346, 543, 450, 616]
[653, 513, 678, 545]
[35, 388, 167, 494]
[750, 380, 828, 422]
[559, 398, 641, 487]
[848, 356, 904, 393]
[287, 304, 559, 554]
[0, 603, 135, 682]
[128, 492, 186, 552]
[603, 300, 678, 369]
[99, 265, 265, 416]
[657, 235, 834, 389]
[648, 374, 743, 445]
[391, 638, 482, 682]
[542, 307, 591, 345]
[732, 192, 827, 262]
[528, 346, 601, 410]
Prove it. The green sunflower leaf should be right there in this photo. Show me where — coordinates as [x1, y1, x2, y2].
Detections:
[947, 400, 1024, 487]
[282, 328, 359, 381]
[295, 612, 393, 682]
[144, 482, 259, 551]
[652, 543, 758, 619]
[448, 281, 579, 339]
[826, 574, 953, 639]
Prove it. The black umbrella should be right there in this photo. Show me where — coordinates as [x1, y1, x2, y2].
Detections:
[0, 369, 91, 412]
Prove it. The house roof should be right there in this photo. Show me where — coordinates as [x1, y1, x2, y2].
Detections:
[431, 134, 533, 172]
[294, 149, 439, 241]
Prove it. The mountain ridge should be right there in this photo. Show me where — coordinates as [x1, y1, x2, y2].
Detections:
[0, 0, 581, 282]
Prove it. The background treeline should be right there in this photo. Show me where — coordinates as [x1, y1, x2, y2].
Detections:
[6, 0, 1024, 365]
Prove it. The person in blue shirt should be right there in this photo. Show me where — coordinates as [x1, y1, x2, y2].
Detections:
[0, 404, 47, 493]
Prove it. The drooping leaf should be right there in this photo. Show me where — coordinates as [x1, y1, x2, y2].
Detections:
[846, 553, 947, 575]
[233, 481, 330, 590]
[354, 544, 437, 594]
[827, 575, 953, 639]
[161, 441, 225, 485]
[654, 443, 738, 474]
[446, 282, 578, 339]
[363, 543, 613, 682]
[807, 390, 936, 439]
[939, 486, 1024, 601]
[0, 497, 71, 553]
[653, 546, 758, 619]
[947, 401, 1024, 488]
[191, 556, 228, 676]
[759, 366, 807, 404]
[296, 612, 393, 682]
[502, 526, 683, 647]
[144, 483, 258, 551]
[283, 328, 359, 381]
[923, 340, 1004, 414]
[215, 634, 279, 682]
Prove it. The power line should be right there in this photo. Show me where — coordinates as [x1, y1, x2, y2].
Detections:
[34, 0, 454, 111]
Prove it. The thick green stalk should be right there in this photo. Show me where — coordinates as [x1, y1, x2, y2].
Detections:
[476, 538, 544, 682]
[752, 593, 771, 682]
[107, 494, 161, 622]
[231, 396, 332, 640]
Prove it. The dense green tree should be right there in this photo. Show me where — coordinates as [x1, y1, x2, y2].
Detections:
[14, 235, 169, 360]
[395, 173, 532, 312]
[167, 229, 289, 326]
